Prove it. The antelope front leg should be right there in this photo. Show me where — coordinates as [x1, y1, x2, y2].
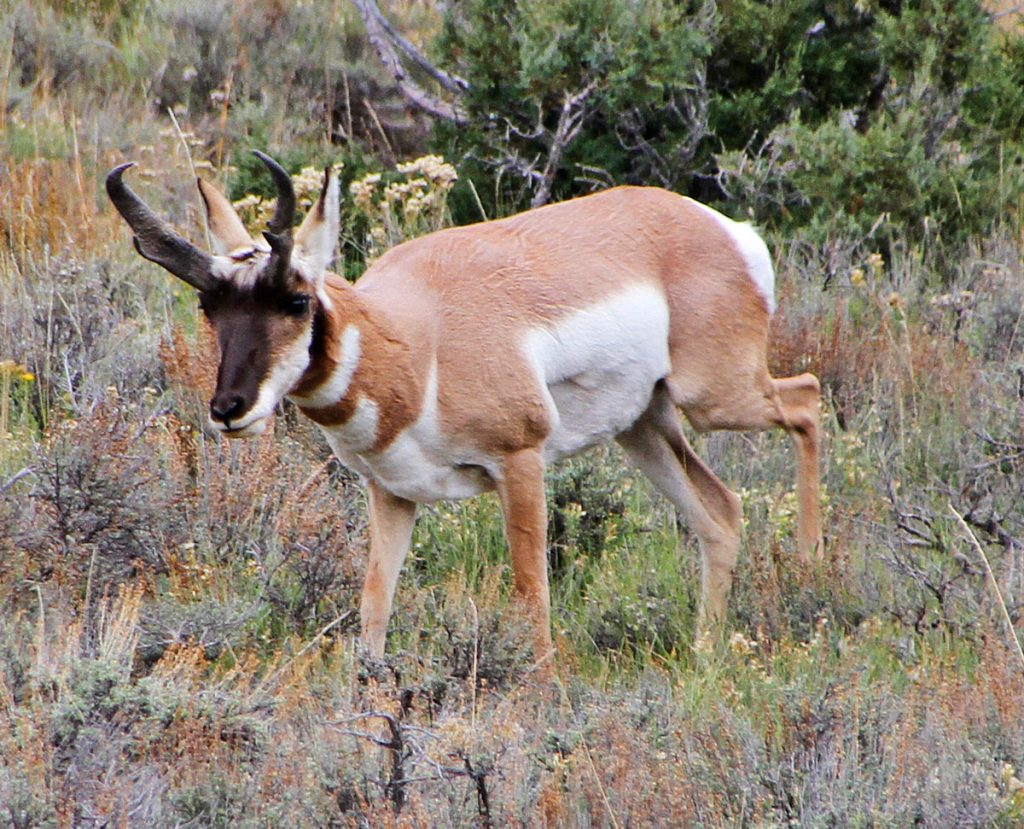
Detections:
[495, 448, 554, 669]
[360, 482, 418, 658]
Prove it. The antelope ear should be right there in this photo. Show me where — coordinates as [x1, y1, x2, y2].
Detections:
[197, 178, 257, 255]
[293, 167, 339, 281]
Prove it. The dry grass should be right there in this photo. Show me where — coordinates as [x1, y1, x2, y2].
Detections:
[2, 2, 1024, 826]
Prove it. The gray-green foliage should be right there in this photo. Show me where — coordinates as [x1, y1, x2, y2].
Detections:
[436, 0, 1024, 263]
[436, 0, 715, 202]
[4, 1, 1024, 824]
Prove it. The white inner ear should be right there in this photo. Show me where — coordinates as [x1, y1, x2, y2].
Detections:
[294, 172, 340, 284]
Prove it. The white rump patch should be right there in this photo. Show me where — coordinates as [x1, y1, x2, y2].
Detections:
[690, 200, 776, 313]
[524, 284, 671, 461]
[288, 324, 361, 408]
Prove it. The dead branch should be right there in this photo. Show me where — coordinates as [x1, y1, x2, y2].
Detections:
[531, 82, 597, 208]
[351, 0, 466, 122]
[614, 69, 710, 190]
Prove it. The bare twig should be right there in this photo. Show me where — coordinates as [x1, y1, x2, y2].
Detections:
[468, 596, 479, 729]
[336, 709, 408, 811]
[167, 107, 211, 250]
[991, 3, 1024, 21]
[363, 96, 396, 162]
[256, 610, 355, 694]
[354, 0, 466, 94]
[950, 502, 1024, 676]
[574, 164, 616, 191]
[581, 731, 621, 829]
[351, 0, 465, 122]
[465, 177, 488, 222]
[292, 610, 356, 661]
[531, 82, 597, 208]
[0, 466, 33, 494]
[456, 750, 494, 828]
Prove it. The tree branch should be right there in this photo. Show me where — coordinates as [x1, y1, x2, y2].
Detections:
[531, 82, 597, 208]
[351, 0, 466, 122]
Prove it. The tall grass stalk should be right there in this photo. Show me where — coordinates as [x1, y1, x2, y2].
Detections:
[167, 106, 212, 250]
[950, 503, 1024, 676]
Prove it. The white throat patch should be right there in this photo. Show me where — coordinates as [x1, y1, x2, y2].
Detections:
[288, 323, 362, 408]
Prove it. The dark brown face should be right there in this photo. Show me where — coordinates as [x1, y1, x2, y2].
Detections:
[106, 151, 339, 439]
[199, 275, 317, 436]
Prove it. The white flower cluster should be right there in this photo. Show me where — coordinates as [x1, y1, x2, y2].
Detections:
[395, 154, 458, 188]
[350, 173, 382, 213]
[232, 163, 341, 229]
[348, 155, 459, 258]
[231, 193, 273, 229]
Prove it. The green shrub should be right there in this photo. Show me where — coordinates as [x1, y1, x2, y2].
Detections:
[436, 0, 714, 207]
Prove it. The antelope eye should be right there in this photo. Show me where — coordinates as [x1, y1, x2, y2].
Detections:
[282, 295, 311, 316]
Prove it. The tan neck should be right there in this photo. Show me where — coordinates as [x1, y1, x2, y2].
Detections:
[292, 275, 429, 451]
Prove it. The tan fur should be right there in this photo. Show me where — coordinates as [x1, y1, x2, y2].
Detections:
[116, 167, 822, 667]
[361, 482, 417, 650]
[495, 448, 553, 672]
[295, 275, 431, 452]
[197, 178, 256, 255]
[290, 186, 822, 658]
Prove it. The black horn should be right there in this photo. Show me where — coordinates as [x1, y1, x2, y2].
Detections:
[106, 163, 216, 292]
[262, 228, 294, 288]
[252, 150, 295, 235]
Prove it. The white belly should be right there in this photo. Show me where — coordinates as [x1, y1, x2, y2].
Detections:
[316, 285, 670, 501]
[524, 284, 670, 462]
[322, 425, 496, 503]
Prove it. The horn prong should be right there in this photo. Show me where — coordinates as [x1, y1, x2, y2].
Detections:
[262, 230, 293, 289]
[262, 230, 292, 255]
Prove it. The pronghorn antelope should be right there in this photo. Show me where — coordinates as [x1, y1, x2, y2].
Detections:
[106, 152, 822, 666]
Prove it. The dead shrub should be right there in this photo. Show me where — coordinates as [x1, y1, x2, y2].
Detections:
[8, 398, 188, 600]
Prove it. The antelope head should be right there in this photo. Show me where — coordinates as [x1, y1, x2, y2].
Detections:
[107, 152, 339, 438]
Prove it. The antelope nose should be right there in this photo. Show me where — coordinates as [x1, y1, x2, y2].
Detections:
[210, 393, 246, 425]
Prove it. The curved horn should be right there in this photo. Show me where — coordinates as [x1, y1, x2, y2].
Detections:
[106, 163, 216, 292]
[252, 150, 295, 235]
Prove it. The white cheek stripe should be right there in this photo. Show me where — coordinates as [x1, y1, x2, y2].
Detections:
[288, 324, 361, 409]
[689, 200, 776, 314]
